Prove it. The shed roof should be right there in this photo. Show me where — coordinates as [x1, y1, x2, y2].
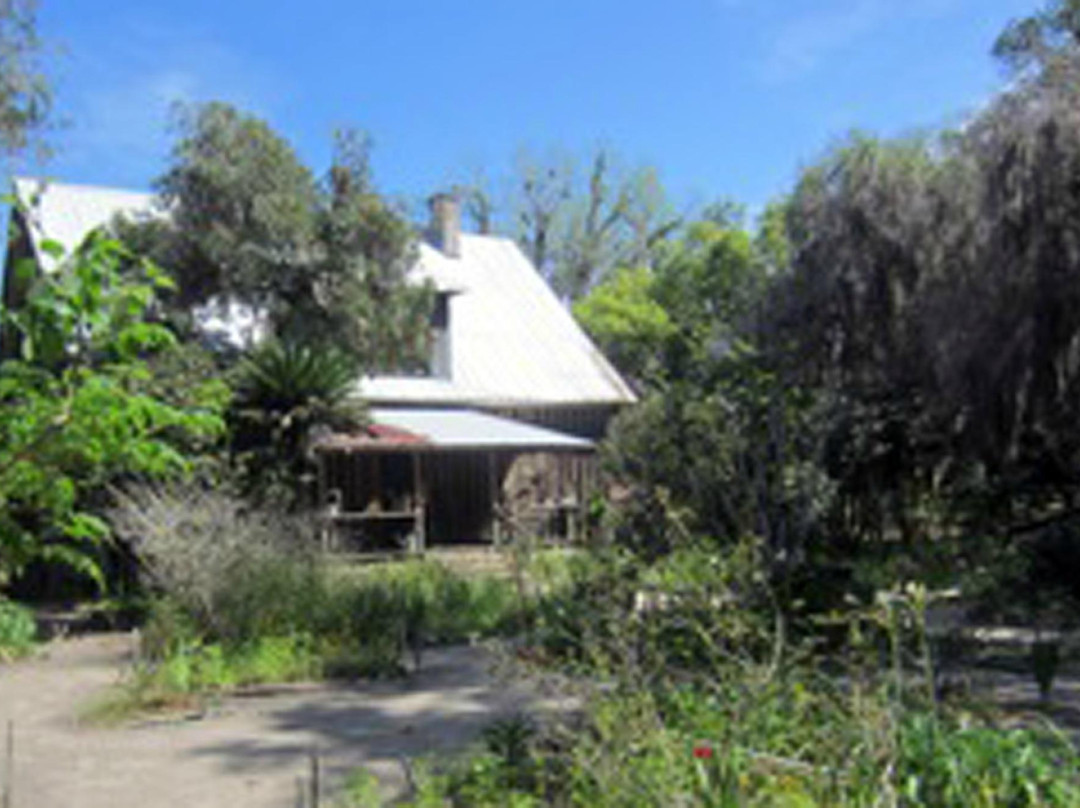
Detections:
[11, 177, 637, 408]
[314, 407, 593, 453]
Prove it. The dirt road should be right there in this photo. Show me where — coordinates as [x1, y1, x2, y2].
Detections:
[0, 633, 559, 807]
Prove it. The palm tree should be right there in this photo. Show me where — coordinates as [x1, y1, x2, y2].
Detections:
[230, 340, 364, 508]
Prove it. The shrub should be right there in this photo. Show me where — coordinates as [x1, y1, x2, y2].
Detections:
[0, 598, 35, 659]
[380, 559, 519, 642]
[0, 233, 226, 590]
[105, 485, 526, 714]
[110, 483, 323, 642]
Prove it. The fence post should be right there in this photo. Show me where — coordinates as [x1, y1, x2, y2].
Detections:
[308, 748, 320, 808]
[2, 721, 13, 808]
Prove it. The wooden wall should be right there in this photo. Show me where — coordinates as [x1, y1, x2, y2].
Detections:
[492, 405, 620, 441]
[424, 451, 503, 544]
[319, 448, 598, 547]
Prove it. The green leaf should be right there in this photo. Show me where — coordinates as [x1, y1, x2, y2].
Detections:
[37, 544, 105, 592]
[64, 513, 110, 542]
[39, 238, 66, 260]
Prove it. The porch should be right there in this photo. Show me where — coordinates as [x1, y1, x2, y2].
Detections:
[313, 408, 597, 553]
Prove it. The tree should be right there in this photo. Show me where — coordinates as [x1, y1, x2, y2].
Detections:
[535, 149, 681, 300]
[772, 135, 947, 555]
[0, 232, 226, 588]
[127, 103, 433, 374]
[509, 147, 573, 286]
[572, 265, 673, 384]
[456, 146, 680, 300]
[592, 8, 1080, 619]
[457, 173, 495, 235]
[592, 216, 814, 569]
[229, 339, 364, 508]
[994, 0, 1080, 74]
[760, 41, 1080, 606]
[555, 151, 647, 301]
[0, 0, 50, 160]
[310, 129, 432, 373]
[154, 101, 320, 313]
[115, 107, 438, 516]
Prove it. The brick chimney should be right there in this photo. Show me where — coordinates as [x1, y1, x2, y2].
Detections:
[428, 192, 461, 259]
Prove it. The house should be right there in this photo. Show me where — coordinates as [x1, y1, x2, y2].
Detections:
[3, 178, 636, 550]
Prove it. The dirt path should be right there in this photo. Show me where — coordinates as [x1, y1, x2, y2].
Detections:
[0, 633, 564, 808]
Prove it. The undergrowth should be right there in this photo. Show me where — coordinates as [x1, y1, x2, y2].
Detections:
[93, 557, 522, 721]
[97, 483, 528, 719]
[340, 539, 1080, 807]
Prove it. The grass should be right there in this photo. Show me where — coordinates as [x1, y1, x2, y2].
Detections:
[88, 556, 526, 722]
[82, 634, 323, 724]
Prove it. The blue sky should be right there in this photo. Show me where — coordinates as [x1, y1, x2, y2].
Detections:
[34, 0, 1035, 219]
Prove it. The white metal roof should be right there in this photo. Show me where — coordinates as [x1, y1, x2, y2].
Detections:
[11, 177, 637, 408]
[371, 408, 592, 451]
[12, 177, 162, 272]
[360, 236, 636, 406]
[350, 376, 474, 405]
[10, 178, 463, 296]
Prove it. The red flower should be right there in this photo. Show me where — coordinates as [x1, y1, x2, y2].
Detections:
[693, 745, 714, 760]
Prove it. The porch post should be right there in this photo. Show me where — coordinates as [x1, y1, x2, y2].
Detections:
[412, 452, 426, 554]
[316, 450, 327, 508]
[489, 452, 502, 546]
[316, 451, 329, 552]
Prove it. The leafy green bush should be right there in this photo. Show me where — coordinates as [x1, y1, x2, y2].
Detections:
[210, 552, 328, 644]
[0, 233, 226, 589]
[380, 559, 519, 642]
[892, 713, 1079, 807]
[0, 598, 35, 658]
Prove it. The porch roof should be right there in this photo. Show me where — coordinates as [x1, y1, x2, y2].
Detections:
[314, 407, 594, 453]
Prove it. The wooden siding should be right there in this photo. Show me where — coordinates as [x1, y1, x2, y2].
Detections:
[320, 448, 599, 549]
[491, 405, 619, 441]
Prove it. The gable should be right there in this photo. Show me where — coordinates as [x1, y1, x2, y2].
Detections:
[363, 236, 635, 406]
[11, 177, 161, 272]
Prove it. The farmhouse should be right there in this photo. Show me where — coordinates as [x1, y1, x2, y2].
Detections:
[3, 178, 636, 550]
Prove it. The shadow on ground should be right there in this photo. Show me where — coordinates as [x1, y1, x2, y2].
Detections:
[186, 644, 575, 799]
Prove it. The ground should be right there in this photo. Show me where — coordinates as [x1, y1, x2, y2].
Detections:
[4, 630, 1080, 808]
[0, 632, 566, 808]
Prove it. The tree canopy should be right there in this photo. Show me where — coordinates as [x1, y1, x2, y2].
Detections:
[455, 146, 681, 300]
[994, 0, 1080, 73]
[588, 13, 1080, 618]
[126, 102, 433, 374]
[0, 0, 50, 160]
